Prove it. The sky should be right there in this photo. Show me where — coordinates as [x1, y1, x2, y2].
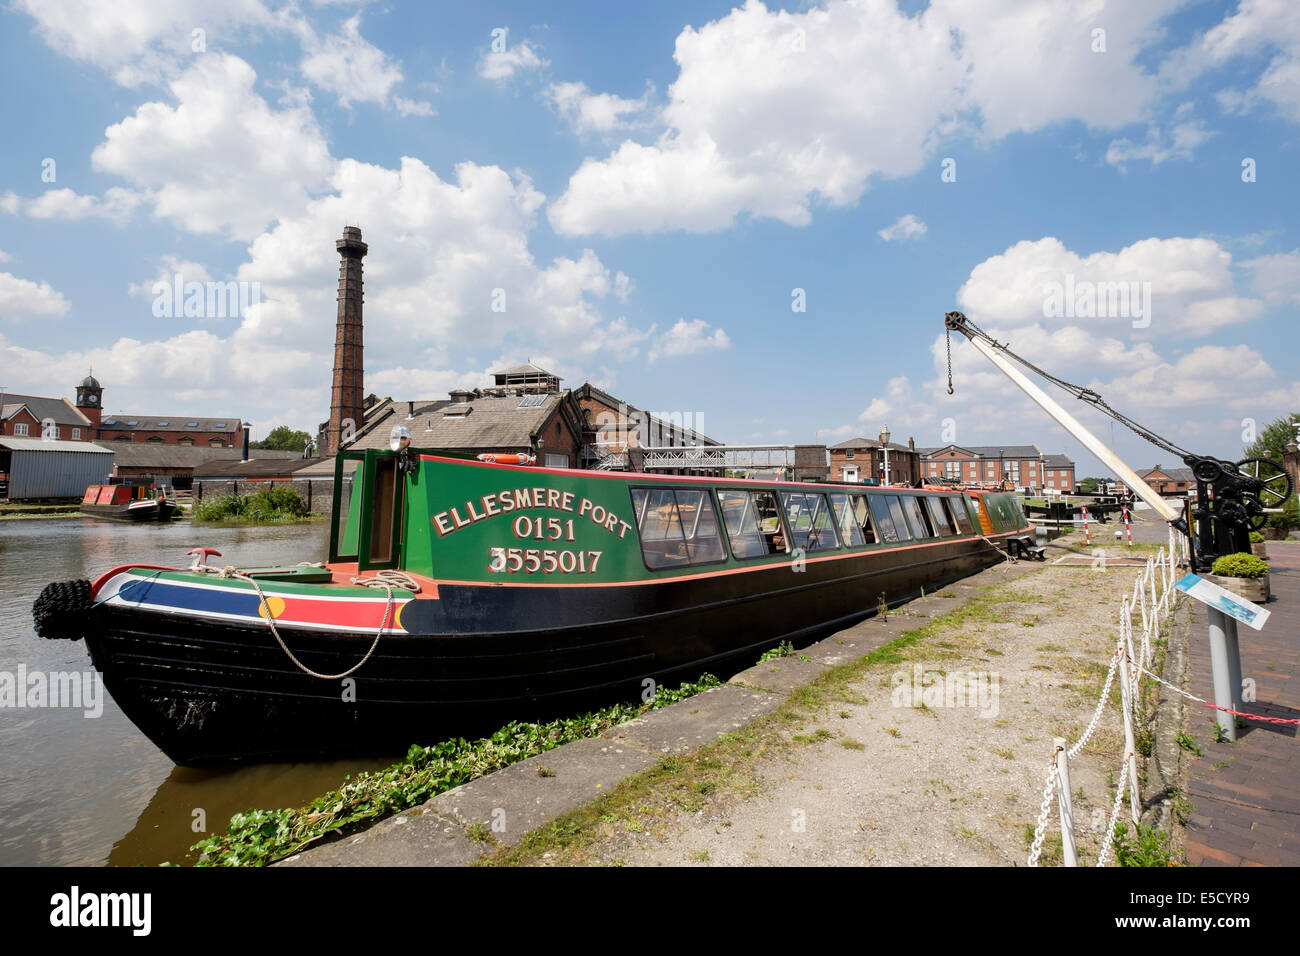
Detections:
[1, 0, 1298, 477]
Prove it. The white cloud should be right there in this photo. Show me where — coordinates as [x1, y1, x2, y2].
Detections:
[1164, 0, 1300, 124]
[878, 214, 927, 241]
[955, 236, 1263, 336]
[22, 187, 145, 223]
[647, 319, 731, 362]
[126, 255, 214, 299]
[477, 38, 547, 81]
[815, 423, 855, 441]
[0, 271, 71, 320]
[14, 0, 275, 86]
[1105, 105, 1215, 169]
[550, 0, 1181, 237]
[228, 154, 653, 392]
[90, 53, 335, 240]
[545, 81, 651, 134]
[394, 96, 436, 118]
[1242, 249, 1300, 304]
[0, 250, 11, 263]
[858, 376, 912, 422]
[298, 13, 430, 115]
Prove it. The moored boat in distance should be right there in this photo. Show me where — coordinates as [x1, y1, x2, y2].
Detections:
[36, 441, 1036, 764]
[79, 484, 178, 522]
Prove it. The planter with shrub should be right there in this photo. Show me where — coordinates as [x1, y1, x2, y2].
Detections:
[1207, 552, 1270, 603]
[1249, 530, 1268, 558]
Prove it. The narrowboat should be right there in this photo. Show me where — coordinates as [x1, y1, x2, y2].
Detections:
[34, 436, 1037, 764]
[80, 484, 178, 522]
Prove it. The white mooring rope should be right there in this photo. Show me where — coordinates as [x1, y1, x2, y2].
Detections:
[194, 564, 420, 680]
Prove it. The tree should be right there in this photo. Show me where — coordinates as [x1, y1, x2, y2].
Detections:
[1242, 413, 1299, 464]
[1078, 477, 1100, 494]
[251, 426, 312, 452]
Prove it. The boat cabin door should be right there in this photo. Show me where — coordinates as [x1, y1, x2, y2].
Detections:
[329, 449, 406, 571]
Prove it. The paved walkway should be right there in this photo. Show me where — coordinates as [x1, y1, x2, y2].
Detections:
[1183, 539, 1300, 866]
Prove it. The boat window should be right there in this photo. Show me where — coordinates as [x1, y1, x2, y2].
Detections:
[780, 491, 841, 552]
[851, 494, 878, 544]
[828, 492, 866, 546]
[718, 489, 789, 559]
[868, 494, 908, 543]
[950, 498, 975, 534]
[900, 495, 933, 538]
[925, 496, 956, 536]
[630, 487, 726, 569]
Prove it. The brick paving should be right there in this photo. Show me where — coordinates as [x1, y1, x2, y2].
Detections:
[1182, 539, 1300, 867]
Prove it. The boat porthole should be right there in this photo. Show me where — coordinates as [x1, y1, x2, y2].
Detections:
[258, 596, 286, 620]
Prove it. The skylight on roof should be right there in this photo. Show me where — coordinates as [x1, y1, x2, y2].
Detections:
[126, 420, 139, 426]
[187, 422, 199, 427]
[215, 422, 227, 428]
[104, 419, 117, 425]
[157, 421, 169, 426]
[518, 394, 546, 408]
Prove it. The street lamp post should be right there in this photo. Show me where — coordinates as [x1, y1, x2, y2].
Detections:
[879, 425, 891, 485]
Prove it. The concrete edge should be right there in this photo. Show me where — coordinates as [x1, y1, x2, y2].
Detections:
[279, 556, 1048, 867]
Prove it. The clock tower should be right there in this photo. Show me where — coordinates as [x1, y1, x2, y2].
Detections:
[75, 372, 103, 429]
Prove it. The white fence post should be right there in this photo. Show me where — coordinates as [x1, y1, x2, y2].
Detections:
[1054, 737, 1078, 867]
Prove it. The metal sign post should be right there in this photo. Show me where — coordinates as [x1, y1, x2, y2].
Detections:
[1176, 573, 1267, 743]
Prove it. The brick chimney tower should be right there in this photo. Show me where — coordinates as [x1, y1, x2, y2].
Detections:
[327, 226, 368, 455]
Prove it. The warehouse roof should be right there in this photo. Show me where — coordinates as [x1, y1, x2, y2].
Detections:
[0, 437, 113, 453]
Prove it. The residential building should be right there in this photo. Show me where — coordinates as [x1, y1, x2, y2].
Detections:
[917, 444, 1073, 492]
[1, 391, 92, 441]
[1119, 465, 1196, 497]
[828, 437, 921, 485]
[1041, 453, 1077, 494]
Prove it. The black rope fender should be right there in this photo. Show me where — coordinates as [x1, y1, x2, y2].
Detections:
[32, 579, 94, 642]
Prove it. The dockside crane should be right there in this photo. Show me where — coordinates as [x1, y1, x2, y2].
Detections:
[943, 311, 1293, 572]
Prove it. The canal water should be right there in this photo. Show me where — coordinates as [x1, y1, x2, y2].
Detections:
[0, 517, 401, 867]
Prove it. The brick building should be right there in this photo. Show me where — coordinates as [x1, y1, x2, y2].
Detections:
[1118, 465, 1195, 497]
[1041, 453, 1077, 494]
[1, 391, 91, 441]
[827, 437, 921, 485]
[2, 377, 241, 447]
[573, 382, 723, 475]
[917, 444, 1074, 492]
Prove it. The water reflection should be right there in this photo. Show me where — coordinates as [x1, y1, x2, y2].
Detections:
[109, 755, 400, 866]
[0, 517, 393, 866]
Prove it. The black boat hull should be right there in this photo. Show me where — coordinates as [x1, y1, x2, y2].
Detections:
[85, 534, 1006, 764]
